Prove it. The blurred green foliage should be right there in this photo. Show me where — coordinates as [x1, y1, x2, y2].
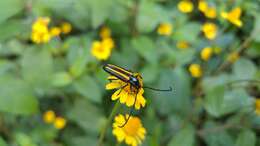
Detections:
[0, 0, 260, 146]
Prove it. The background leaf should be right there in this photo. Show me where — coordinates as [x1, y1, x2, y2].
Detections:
[0, 75, 38, 115]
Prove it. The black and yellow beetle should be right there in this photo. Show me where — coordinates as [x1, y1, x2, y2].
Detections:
[103, 63, 172, 127]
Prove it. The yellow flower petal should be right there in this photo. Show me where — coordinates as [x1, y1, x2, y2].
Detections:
[126, 95, 135, 107]
[112, 90, 121, 100]
[106, 82, 121, 90]
[198, 0, 208, 12]
[202, 22, 217, 40]
[112, 115, 146, 146]
[157, 23, 172, 36]
[201, 47, 213, 61]
[53, 117, 66, 129]
[221, 7, 243, 27]
[43, 110, 56, 123]
[189, 64, 202, 78]
[178, 0, 193, 13]
[120, 90, 128, 104]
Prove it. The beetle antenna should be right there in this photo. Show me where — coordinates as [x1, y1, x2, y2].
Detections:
[143, 86, 172, 92]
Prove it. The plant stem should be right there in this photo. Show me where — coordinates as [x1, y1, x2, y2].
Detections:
[215, 25, 259, 74]
[98, 101, 121, 146]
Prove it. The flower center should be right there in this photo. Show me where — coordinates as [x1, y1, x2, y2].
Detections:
[123, 117, 141, 136]
[97, 47, 105, 53]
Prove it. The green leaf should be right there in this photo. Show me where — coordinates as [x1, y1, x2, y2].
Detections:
[21, 48, 53, 92]
[67, 99, 104, 135]
[233, 58, 257, 80]
[73, 75, 102, 103]
[110, 38, 139, 67]
[88, 0, 114, 28]
[0, 137, 7, 146]
[0, 75, 38, 115]
[140, 64, 159, 83]
[0, 60, 15, 75]
[168, 125, 195, 146]
[51, 72, 73, 87]
[152, 67, 191, 115]
[204, 86, 225, 117]
[173, 23, 201, 43]
[171, 49, 196, 66]
[0, 0, 24, 24]
[202, 121, 235, 146]
[131, 36, 158, 63]
[69, 54, 88, 78]
[66, 136, 97, 146]
[253, 15, 260, 42]
[15, 133, 37, 146]
[221, 89, 253, 114]
[0, 20, 28, 42]
[66, 37, 90, 78]
[202, 74, 230, 93]
[137, 1, 169, 33]
[236, 129, 256, 146]
[204, 87, 252, 117]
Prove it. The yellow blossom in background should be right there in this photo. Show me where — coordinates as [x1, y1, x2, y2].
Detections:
[189, 64, 202, 78]
[106, 75, 146, 110]
[221, 7, 243, 27]
[54, 117, 66, 129]
[157, 23, 172, 36]
[204, 7, 217, 19]
[91, 41, 112, 60]
[31, 17, 51, 44]
[255, 99, 260, 115]
[100, 26, 111, 39]
[178, 0, 193, 13]
[227, 52, 239, 63]
[43, 110, 56, 124]
[198, 1, 216, 19]
[198, 0, 207, 12]
[176, 41, 189, 49]
[61, 22, 72, 34]
[202, 22, 217, 40]
[101, 37, 115, 50]
[201, 47, 213, 61]
[112, 114, 146, 146]
[50, 27, 61, 37]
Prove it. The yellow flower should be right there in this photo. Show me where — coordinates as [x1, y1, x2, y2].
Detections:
[43, 110, 56, 124]
[178, 0, 193, 13]
[50, 27, 61, 37]
[202, 22, 217, 40]
[157, 23, 172, 36]
[201, 47, 213, 61]
[176, 41, 189, 49]
[204, 7, 217, 19]
[101, 37, 115, 50]
[61, 22, 72, 34]
[54, 117, 66, 129]
[221, 7, 243, 27]
[91, 40, 112, 60]
[100, 26, 111, 39]
[112, 114, 146, 146]
[198, 1, 216, 19]
[255, 99, 260, 116]
[31, 17, 51, 44]
[227, 52, 239, 63]
[189, 64, 202, 78]
[198, 0, 208, 12]
[106, 75, 146, 110]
